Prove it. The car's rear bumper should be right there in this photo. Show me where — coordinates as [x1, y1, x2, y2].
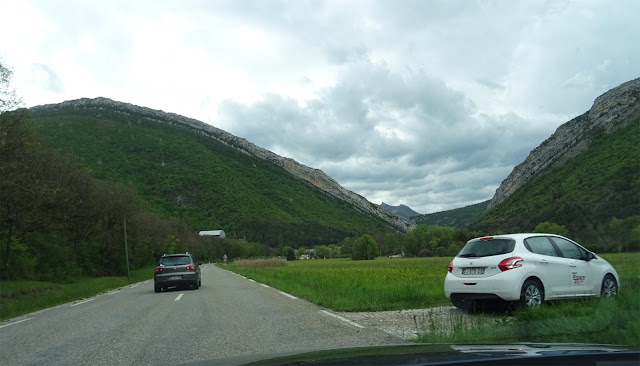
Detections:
[154, 273, 199, 287]
[444, 272, 521, 302]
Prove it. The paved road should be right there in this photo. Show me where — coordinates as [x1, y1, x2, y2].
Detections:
[0, 264, 406, 365]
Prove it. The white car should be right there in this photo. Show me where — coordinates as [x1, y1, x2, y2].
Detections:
[444, 233, 619, 311]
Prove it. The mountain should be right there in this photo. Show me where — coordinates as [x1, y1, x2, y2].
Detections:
[414, 200, 489, 228]
[379, 202, 421, 218]
[29, 98, 414, 247]
[473, 78, 640, 246]
[487, 78, 640, 209]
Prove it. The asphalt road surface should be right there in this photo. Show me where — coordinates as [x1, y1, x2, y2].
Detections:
[0, 264, 406, 365]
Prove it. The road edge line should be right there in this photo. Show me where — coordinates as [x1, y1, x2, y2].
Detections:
[0, 318, 32, 329]
[320, 310, 365, 329]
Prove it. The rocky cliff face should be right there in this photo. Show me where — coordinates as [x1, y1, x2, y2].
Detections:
[487, 78, 640, 209]
[32, 97, 416, 231]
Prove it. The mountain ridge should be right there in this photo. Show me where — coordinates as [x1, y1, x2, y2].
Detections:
[487, 78, 640, 209]
[31, 97, 415, 232]
[379, 202, 421, 218]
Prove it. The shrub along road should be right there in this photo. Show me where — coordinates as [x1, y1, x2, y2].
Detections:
[0, 264, 405, 366]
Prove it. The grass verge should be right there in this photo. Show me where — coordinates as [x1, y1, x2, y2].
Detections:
[0, 266, 155, 321]
[221, 253, 639, 346]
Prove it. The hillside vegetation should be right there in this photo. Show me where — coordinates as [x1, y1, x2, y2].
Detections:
[30, 107, 392, 247]
[471, 119, 640, 250]
[414, 200, 489, 228]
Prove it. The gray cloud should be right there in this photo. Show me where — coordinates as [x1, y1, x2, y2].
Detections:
[4, 0, 638, 213]
[218, 60, 554, 213]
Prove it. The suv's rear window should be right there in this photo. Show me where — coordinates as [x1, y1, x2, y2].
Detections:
[160, 256, 191, 266]
[457, 238, 515, 258]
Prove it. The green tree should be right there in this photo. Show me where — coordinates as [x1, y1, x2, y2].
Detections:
[284, 246, 295, 261]
[352, 234, 378, 260]
[315, 245, 331, 259]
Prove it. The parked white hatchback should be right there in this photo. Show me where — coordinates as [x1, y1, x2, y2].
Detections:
[444, 233, 619, 311]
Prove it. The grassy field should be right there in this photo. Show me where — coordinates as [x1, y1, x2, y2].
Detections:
[0, 266, 155, 321]
[223, 257, 452, 311]
[222, 254, 639, 346]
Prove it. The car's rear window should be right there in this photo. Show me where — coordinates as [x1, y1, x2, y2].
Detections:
[160, 256, 191, 266]
[457, 238, 515, 258]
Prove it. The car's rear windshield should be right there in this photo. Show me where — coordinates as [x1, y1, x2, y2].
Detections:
[457, 238, 515, 258]
[160, 256, 191, 266]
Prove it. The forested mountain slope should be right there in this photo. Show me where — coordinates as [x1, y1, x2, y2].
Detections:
[472, 118, 640, 249]
[29, 102, 399, 247]
[414, 200, 489, 228]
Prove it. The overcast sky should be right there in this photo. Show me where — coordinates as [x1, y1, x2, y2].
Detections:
[2, 0, 638, 214]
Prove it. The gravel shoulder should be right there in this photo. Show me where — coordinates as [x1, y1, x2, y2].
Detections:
[337, 306, 504, 340]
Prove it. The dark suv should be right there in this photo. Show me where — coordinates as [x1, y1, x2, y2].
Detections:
[154, 253, 201, 293]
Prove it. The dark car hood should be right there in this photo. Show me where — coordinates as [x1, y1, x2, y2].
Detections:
[181, 343, 639, 366]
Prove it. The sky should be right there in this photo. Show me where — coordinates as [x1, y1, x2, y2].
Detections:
[1, 0, 638, 214]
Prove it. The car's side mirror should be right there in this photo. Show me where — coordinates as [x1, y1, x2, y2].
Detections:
[198, 262, 203, 266]
[585, 252, 596, 261]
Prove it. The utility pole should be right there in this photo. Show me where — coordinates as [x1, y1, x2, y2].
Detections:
[124, 217, 131, 284]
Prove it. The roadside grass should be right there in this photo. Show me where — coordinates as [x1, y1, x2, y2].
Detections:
[235, 258, 288, 267]
[415, 253, 640, 346]
[0, 266, 155, 321]
[221, 253, 639, 346]
[222, 257, 452, 311]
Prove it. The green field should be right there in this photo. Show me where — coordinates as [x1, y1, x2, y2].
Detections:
[0, 266, 155, 321]
[223, 257, 452, 311]
[222, 254, 640, 345]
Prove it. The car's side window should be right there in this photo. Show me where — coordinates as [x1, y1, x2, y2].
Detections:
[524, 236, 560, 257]
[550, 237, 585, 260]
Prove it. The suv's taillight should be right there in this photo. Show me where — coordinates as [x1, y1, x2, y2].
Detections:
[185, 265, 196, 270]
[499, 257, 523, 271]
[155, 267, 164, 273]
[448, 261, 453, 273]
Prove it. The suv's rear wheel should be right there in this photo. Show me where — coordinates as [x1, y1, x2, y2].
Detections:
[520, 279, 544, 308]
[154, 284, 161, 293]
[601, 274, 618, 298]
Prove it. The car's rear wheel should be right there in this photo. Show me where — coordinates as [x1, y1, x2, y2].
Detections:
[193, 281, 200, 290]
[520, 279, 544, 308]
[154, 284, 161, 293]
[601, 274, 618, 298]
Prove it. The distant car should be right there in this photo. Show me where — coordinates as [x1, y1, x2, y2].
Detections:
[154, 253, 201, 293]
[444, 233, 619, 311]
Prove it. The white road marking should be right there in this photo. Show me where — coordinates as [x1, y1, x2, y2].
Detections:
[175, 293, 184, 301]
[278, 291, 298, 300]
[0, 318, 32, 329]
[106, 290, 121, 295]
[320, 310, 364, 329]
[71, 298, 95, 307]
[260, 284, 270, 288]
[248, 279, 256, 283]
[130, 284, 139, 288]
[143, 280, 151, 284]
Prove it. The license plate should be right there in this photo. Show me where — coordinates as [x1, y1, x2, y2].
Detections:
[169, 276, 182, 280]
[462, 267, 485, 275]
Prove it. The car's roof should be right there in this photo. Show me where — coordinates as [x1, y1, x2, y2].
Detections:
[161, 253, 192, 257]
[469, 233, 567, 241]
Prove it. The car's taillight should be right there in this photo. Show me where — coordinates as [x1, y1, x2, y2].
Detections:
[499, 257, 523, 271]
[448, 261, 453, 273]
[155, 267, 164, 273]
[185, 265, 196, 270]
